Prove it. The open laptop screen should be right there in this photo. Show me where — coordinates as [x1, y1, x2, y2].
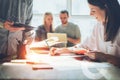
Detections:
[47, 33, 67, 47]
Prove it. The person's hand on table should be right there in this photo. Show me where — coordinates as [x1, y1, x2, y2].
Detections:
[49, 47, 57, 56]
[84, 51, 107, 61]
[84, 51, 96, 60]
[49, 47, 88, 56]
[3, 21, 25, 32]
[84, 51, 120, 67]
[49, 47, 72, 56]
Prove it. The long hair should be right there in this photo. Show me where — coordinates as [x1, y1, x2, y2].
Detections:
[87, 0, 120, 42]
[43, 12, 53, 32]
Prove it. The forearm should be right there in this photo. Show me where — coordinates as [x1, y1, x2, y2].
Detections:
[49, 47, 73, 56]
[88, 52, 120, 68]
[67, 37, 80, 44]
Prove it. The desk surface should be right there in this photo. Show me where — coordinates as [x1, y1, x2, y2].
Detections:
[0, 54, 120, 80]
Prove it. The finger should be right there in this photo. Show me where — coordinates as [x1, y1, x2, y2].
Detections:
[18, 27, 25, 30]
[84, 52, 92, 56]
[84, 52, 96, 59]
[49, 47, 57, 56]
[9, 27, 25, 32]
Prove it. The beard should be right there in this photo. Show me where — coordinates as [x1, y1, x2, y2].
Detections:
[62, 21, 68, 24]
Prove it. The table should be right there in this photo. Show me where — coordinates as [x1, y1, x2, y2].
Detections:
[0, 54, 120, 80]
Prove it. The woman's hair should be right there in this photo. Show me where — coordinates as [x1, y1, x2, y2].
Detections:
[87, 0, 120, 42]
[43, 12, 53, 32]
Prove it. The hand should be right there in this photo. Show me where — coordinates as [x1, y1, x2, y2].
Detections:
[84, 51, 120, 67]
[49, 47, 71, 56]
[84, 51, 107, 62]
[24, 38, 33, 45]
[49, 47, 58, 56]
[3, 21, 25, 32]
[84, 51, 96, 60]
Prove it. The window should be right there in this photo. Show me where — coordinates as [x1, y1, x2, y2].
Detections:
[71, 0, 90, 15]
[32, 0, 95, 42]
[33, 0, 67, 14]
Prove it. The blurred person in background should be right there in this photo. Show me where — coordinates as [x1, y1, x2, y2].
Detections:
[54, 10, 81, 47]
[35, 12, 53, 41]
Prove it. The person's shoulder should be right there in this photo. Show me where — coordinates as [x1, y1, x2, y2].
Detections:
[36, 24, 44, 30]
[68, 22, 77, 25]
[68, 22, 75, 25]
[68, 22, 78, 27]
[38, 25, 45, 28]
[55, 24, 62, 32]
[56, 24, 62, 28]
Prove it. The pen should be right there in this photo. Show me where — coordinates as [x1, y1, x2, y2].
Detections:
[32, 67, 53, 70]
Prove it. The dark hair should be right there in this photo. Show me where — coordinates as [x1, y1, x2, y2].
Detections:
[87, 0, 120, 42]
[60, 10, 69, 16]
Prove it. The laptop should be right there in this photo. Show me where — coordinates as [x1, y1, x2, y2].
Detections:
[47, 33, 67, 47]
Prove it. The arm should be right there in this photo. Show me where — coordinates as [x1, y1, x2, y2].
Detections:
[23, 0, 33, 44]
[25, 0, 33, 25]
[75, 24, 99, 50]
[67, 37, 80, 44]
[49, 47, 88, 56]
[68, 25, 81, 44]
[49, 47, 73, 56]
[0, 19, 25, 31]
[4, 21, 25, 32]
[84, 52, 120, 68]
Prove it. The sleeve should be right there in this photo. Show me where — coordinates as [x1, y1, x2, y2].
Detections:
[117, 29, 120, 46]
[25, 0, 33, 25]
[23, 0, 33, 44]
[75, 25, 98, 50]
[115, 29, 120, 56]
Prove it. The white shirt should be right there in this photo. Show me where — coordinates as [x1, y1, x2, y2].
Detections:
[76, 22, 120, 57]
